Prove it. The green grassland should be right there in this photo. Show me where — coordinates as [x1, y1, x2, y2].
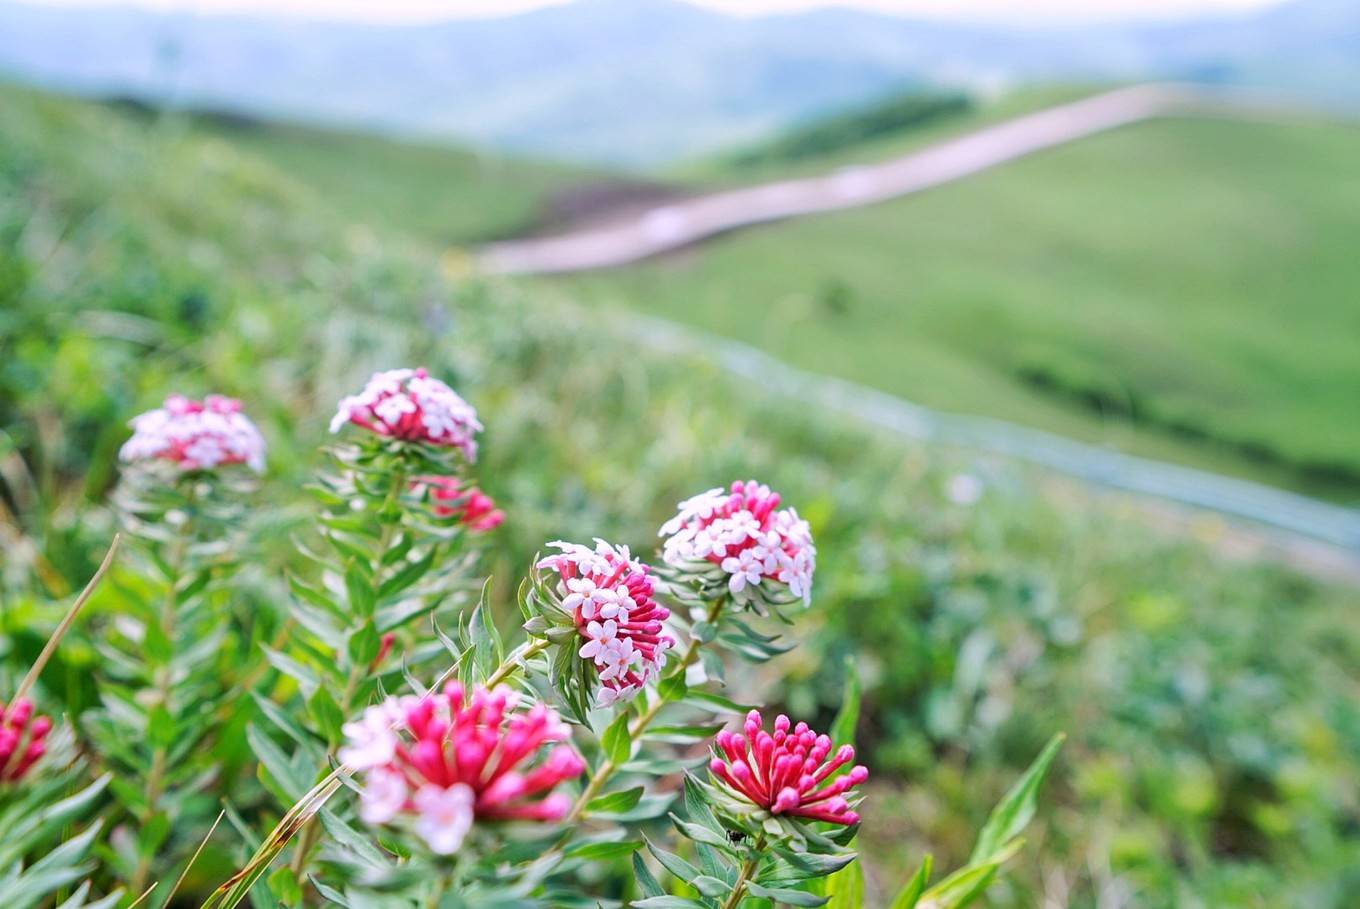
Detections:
[560, 115, 1360, 498]
[87, 94, 597, 246]
[3, 84, 1359, 907]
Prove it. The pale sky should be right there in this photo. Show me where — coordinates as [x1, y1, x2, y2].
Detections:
[20, 0, 1289, 24]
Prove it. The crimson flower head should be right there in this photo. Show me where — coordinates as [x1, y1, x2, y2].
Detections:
[660, 480, 815, 608]
[709, 710, 867, 826]
[0, 698, 53, 783]
[119, 394, 266, 473]
[411, 476, 504, 533]
[330, 368, 482, 461]
[339, 683, 585, 855]
[536, 540, 675, 707]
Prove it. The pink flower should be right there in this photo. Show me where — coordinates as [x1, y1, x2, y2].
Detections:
[709, 710, 867, 826]
[119, 394, 266, 473]
[0, 698, 53, 783]
[537, 540, 676, 707]
[330, 368, 481, 461]
[659, 480, 816, 606]
[411, 476, 504, 533]
[343, 683, 585, 855]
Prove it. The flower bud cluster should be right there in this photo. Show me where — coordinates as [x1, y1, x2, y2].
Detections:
[119, 394, 266, 473]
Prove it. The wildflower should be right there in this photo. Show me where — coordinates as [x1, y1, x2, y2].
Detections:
[536, 540, 675, 707]
[412, 475, 504, 532]
[119, 394, 266, 473]
[0, 698, 53, 783]
[341, 683, 585, 855]
[330, 368, 481, 461]
[709, 710, 866, 826]
[659, 480, 816, 606]
[947, 473, 984, 506]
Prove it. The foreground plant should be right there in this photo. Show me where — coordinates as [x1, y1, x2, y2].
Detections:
[2, 541, 121, 909]
[89, 394, 265, 896]
[248, 368, 503, 890]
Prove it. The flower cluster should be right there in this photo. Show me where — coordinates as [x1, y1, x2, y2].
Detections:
[0, 698, 52, 783]
[659, 480, 816, 605]
[412, 475, 504, 533]
[330, 368, 482, 461]
[119, 394, 267, 473]
[537, 540, 676, 706]
[339, 683, 585, 854]
[709, 710, 867, 826]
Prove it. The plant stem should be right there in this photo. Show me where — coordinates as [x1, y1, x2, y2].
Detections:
[12, 534, 120, 704]
[566, 595, 727, 823]
[131, 486, 197, 894]
[292, 463, 408, 880]
[484, 637, 549, 688]
[720, 834, 766, 909]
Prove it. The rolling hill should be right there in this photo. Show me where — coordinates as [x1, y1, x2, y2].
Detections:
[553, 113, 1360, 498]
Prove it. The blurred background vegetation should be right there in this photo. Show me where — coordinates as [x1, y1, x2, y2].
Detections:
[2, 77, 1358, 907]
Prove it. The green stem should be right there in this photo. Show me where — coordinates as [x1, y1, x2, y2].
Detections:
[566, 595, 727, 824]
[130, 485, 196, 894]
[720, 834, 767, 909]
[484, 638, 550, 688]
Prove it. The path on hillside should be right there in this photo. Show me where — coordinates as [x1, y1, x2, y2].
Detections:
[476, 84, 1360, 572]
[479, 84, 1223, 275]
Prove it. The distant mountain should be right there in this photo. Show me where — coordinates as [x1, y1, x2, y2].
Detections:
[0, 0, 1355, 166]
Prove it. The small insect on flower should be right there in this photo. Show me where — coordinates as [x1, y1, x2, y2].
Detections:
[0, 698, 53, 783]
[119, 394, 267, 473]
[709, 710, 867, 826]
[339, 683, 585, 855]
[330, 368, 482, 461]
[659, 480, 816, 608]
[411, 475, 504, 532]
[536, 540, 676, 707]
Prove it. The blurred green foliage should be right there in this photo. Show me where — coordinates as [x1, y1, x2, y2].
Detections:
[1, 83, 1358, 907]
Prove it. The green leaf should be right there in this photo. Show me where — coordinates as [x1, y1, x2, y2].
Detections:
[830, 657, 861, 749]
[745, 883, 828, 907]
[246, 723, 308, 802]
[691, 876, 730, 898]
[344, 559, 375, 618]
[633, 853, 665, 899]
[887, 855, 933, 909]
[564, 839, 641, 861]
[267, 867, 303, 904]
[630, 899, 708, 909]
[917, 861, 1002, 909]
[308, 687, 345, 746]
[585, 786, 644, 815]
[347, 620, 382, 667]
[825, 858, 863, 909]
[644, 837, 700, 883]
[657, 671, 688, 702]
[969, 732, 1065, 864]
[601, 712, 633, 766]
[468, 581, 503, 677]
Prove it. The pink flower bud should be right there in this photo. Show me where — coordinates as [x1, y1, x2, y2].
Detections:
[708, 709, 866, 826]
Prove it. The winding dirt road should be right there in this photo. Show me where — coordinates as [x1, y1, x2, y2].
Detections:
[479, 84, 1214, 275]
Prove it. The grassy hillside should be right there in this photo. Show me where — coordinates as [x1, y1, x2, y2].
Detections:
[3, 84, 1359, 907]
[182, 111, 599, 244]
[562, 114, 1360, 498]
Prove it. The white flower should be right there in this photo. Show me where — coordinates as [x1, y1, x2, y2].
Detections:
[339, 701, 405, 769]
[413, 783, 476, 855]
[359, 766, 408, 824]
